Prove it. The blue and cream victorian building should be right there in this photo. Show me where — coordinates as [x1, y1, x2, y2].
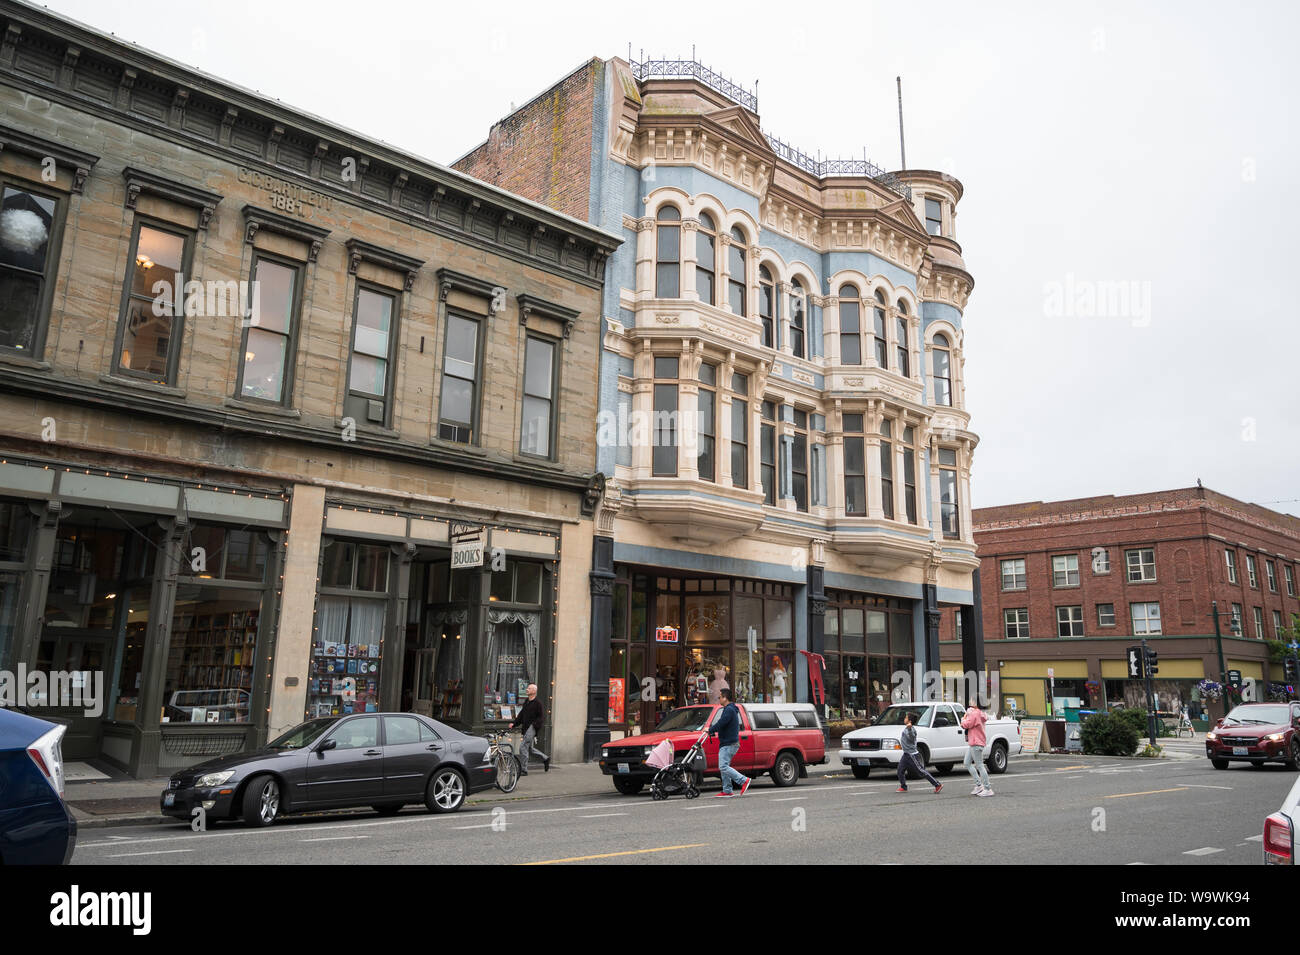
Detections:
[457, 57, 984, 755]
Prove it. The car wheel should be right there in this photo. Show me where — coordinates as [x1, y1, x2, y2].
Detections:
[1210, 757, 1229, 770]
[851, 764, 871, 780]
[1286, 740, 1299, 771]
[371, 804, 403, 816]
[612, 778, 644, 796]
[987, 742, 1009, 775]
[935, 763, 955, 776]
[771, 751, 800, 788]
[425, 767, 467, 814]
[241, 775, 281, 827]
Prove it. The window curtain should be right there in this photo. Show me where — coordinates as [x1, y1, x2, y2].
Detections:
[318, 596, 349, 649]
[349, 598, 386, 647]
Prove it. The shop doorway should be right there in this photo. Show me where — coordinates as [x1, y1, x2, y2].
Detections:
[34, 631, 110, 759]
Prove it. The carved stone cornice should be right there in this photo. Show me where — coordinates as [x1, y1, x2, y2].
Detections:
[346, 238, 423, 291]
[0, 124, 98, 194]
[436, 267, 498, 303]
[518, 293, 581, 339]
[122, 166, 221, 228]
[242, 204, 330, 262]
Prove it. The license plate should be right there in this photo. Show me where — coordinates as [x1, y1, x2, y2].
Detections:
[1232, 746, 1249, 756]
[163, 792, 175, 807]
[617, 763, 630, 774]
[857, 758, 870, 766]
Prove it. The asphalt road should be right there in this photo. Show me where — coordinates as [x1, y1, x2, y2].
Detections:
[72, 757, 1294, 865]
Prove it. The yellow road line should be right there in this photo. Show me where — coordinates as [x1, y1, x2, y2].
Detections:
[1104, 787, 1188, 799]
[521, 843, 709, 865]
[1054, 765, 1089, 771]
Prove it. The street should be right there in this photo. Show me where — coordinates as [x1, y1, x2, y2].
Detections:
[72, 756, 1292, 865]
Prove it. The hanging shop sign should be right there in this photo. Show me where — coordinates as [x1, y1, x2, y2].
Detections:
[451, 525, 485, 568]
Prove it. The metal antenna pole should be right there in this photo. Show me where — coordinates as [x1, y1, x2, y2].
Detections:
[896, 76, 907, 170]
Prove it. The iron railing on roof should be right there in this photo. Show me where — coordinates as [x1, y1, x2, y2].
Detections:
[629, 57, 911, 201]
[765, 133, 912, 200]
[630, 57, 758, 113]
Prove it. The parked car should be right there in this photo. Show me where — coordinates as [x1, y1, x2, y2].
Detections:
[838, 701, 1022, 779]
[0, 708, 76, 865]
[1264, 773, 1300, 864]
[160, 712, 495, 826]
[1205, 701, 1300, 770]
[598, 702, 826, 794]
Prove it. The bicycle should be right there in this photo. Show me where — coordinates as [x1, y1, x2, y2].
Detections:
[485, 731, 519, 793]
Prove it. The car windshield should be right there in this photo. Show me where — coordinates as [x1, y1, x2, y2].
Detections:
[1223, 705, 1289, 726]
[267, 718, 337, 749]
[874, 706, 932, 727]
[655, 707, 713, 732]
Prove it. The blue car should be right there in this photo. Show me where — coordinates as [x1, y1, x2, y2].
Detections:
[0, 708, 77, 865]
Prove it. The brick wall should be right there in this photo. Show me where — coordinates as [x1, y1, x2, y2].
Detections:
[453, 59, 600, 221]
[948, 490, 1300, 644]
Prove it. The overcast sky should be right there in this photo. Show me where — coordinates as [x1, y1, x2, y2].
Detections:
[38, 0, 1300, 517]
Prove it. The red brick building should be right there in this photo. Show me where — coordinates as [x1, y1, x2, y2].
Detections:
[940, 486, 1300, 722]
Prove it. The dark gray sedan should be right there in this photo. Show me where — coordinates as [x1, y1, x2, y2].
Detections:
[160, 713, 495, 826]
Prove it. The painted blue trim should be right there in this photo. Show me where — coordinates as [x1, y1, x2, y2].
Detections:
[921, 301, 962, 329]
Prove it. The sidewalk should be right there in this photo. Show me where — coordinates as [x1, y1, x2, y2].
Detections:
[64, 747, 1196, 829]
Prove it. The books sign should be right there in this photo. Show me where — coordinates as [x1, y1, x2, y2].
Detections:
[655, 626, 679, 644]
[451, 529, 485, 568]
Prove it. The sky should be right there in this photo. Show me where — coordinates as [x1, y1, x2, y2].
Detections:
[32, 0, 1300, 517]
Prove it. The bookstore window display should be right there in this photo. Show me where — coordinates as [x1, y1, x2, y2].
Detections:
[307, 539, 390, 718]
[163, 523, 272, 724]
[482, 559, 545, 724]
[163, 587, 261, 723]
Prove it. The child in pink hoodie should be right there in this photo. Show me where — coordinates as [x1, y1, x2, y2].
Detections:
[961, 700, 993, 796]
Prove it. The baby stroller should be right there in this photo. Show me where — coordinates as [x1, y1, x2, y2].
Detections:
[647, 731, 708, 800]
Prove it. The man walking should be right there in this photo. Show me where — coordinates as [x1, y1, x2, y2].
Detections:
[961, 697, 993, 796]
[898, 710, 942, 793]
[508, 683, 550, 775]
[709, 688, 750, 797]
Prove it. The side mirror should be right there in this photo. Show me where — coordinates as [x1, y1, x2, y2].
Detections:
[316, 738, 337, 754]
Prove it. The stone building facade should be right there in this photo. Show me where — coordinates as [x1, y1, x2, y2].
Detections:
[454, 57, 985, 753]
[938, 487, 1300, 721]
[0, 0, 619, 775]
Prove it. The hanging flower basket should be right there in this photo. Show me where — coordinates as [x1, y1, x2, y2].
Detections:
[1195, 679, 1223, 701]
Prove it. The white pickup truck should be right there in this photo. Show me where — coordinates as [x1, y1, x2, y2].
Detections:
[838, 701, 1023, 779]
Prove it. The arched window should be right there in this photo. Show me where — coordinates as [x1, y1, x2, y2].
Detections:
[759, 265, 776, 349]
[839, 285, 861, 365]
[872, 289, 888, 368]
[728, 227, 747, 316]
[932, 332, 952, 406]
[655, 206, 680, 298]
[790, 278, 806, 359]
[696, 211, 716, 306]
[896, 300, 910, 377]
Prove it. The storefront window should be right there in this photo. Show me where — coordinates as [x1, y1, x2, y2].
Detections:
[0, 571, 18, 666]
[308, 539, 390, 718]
[0, 500, 31, 563]
[163, 586, 262, 723]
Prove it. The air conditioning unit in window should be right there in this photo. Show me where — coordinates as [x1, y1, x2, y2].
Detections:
[366, 400, 385, 423]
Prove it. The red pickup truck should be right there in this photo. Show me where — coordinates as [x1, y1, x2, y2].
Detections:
[598, 702, 826, 795]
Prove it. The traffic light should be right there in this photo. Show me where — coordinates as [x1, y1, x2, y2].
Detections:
[1285, 658, 1299, 682]
[1127, 646, 1143, 678]
[1145, 649, 1159, 677]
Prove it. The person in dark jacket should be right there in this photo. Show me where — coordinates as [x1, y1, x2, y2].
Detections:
[508, 684, 550, 774]
[708, 688, 749, 797]
[897, 711, 942, 793]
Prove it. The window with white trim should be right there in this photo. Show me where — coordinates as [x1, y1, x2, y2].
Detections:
[1052, 554, 1079, 588]
[1004, 608, 1029, 639]
[1131, 602, 1161, 636]
[1125, 548, 1156, 583]
[1001, 558, 1026, 591]
[1056, 606, 1084, 637]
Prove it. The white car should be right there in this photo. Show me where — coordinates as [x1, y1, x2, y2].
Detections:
[838, 701, 1022, 779]
[1264, 773, 1299, 864]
